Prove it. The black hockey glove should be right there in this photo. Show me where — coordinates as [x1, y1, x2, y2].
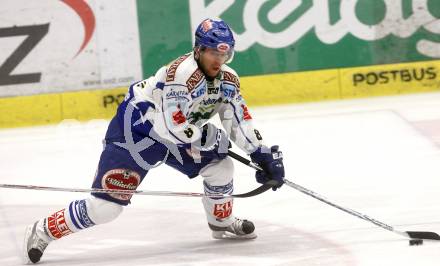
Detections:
[190, 123, 230, 160]
[250, 145, 285, 191]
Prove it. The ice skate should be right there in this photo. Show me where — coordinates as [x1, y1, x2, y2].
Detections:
[209, 217, 257, 240]
[23, 222, 50, 264]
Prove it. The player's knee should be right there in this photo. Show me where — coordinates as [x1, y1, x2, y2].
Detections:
[201, 157, 234, 186]
[85, 197, 124, 225]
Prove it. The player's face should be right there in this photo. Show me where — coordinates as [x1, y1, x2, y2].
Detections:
[199, 48, 229, 78]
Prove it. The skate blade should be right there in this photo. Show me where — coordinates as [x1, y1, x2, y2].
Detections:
[212, 230, 257, 240]
[22, 224, 33, 265]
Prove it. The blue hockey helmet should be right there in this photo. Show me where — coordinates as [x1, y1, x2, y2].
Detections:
[194, 19, 235, 63]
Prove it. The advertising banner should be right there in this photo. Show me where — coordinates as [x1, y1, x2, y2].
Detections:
[0, 0, 142, 97]
[138, 0, 440, 76]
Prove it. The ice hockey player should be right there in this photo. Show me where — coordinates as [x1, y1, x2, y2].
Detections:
[23, 18, 285, 264]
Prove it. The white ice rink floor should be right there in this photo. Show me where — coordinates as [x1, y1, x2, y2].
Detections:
[1, 92, 440, 265]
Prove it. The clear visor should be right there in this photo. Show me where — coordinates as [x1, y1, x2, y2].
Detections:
[202, 47, 235, 64]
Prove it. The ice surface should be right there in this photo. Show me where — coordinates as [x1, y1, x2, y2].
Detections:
[1, 93, 440, 265]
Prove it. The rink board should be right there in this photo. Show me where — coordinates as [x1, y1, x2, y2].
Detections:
[0, 60, 439, 128]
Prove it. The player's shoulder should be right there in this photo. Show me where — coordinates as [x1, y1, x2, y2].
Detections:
[165, 52, 200, 86]
[221, 64, 239, 77]
[130, 66, 167, 93]
[221, 64, 240, 89]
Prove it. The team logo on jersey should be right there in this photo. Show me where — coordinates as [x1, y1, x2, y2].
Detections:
[213, 201, 233, 219]
[47, 209, 73, 239]
[172, 104, 187, 125]
[101, 169, 141, 201]
[217, 43, 230, 52]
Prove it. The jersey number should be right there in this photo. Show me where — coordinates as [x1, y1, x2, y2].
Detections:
[254, 129, 262, 140]
[184, 128, 194, 138]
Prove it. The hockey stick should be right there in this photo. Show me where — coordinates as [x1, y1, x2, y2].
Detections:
[228, 150, 440, 241]
[0, 181, 274, 199]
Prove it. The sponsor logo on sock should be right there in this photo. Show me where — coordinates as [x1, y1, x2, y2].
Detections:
[47, 209, 73, 239]
[213, 201, 233, 219]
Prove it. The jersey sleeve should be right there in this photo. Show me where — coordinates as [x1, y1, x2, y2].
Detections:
[219, 71, 264, 154]
[121, 61, 201, 145]
[115, 67, 166, 138]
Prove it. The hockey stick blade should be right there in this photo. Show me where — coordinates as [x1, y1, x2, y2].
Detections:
[233, 180, 278, 198]
[406, 231, 440, 240]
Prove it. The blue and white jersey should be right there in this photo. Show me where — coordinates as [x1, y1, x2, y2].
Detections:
[118, 52, 264, 155]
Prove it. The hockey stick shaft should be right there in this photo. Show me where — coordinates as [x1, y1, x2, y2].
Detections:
[0, 183, 225, 198]
[227, 150, 260, 171]
[282, 179, 396, 233]
[228, 150, 440, 240]
[0, 182, 273, 199]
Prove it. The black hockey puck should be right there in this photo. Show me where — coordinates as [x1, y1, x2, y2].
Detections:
[409, 239, 423, 246]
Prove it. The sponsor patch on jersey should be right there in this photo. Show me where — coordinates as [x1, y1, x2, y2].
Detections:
[217, 43, 230, 52]
[241, 104, 252, 120]
[191, 84, 207, 99]
[47, 209, 73, 239]
[101, 169, 141, 201]
[202, 98, 222, 105]
[187, 68, 204, 92]
[220, 84, 236, 101]
[166, 54, 190, 82]
[188, 109, 214, 123]
[223, 71, 240, 88]
[213, 201, 233, 219]
[208, 87, 219, 94]
[166, 89, 189, 102]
